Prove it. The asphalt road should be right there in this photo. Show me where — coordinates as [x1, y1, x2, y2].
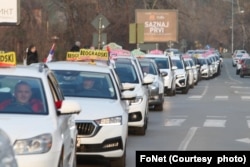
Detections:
[77, 58, 250, 167]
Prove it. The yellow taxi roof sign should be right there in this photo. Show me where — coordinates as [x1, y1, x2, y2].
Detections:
[66, 49, 109, 61]
[0, 52, 16, 67]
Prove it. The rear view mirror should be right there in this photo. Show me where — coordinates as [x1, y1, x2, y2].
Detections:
[172, 66, 177, 70]
[121, 90, 136, 100]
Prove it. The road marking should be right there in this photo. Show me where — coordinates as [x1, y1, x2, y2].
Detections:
[214, 96, 228, 100]
[201, 84, 208, 96]
[236, 138, 250, 144]
[206, 115, 227, 119]
[188, 95, 202, 100]
[225, 63, 242, 84]
[231, 86, 250, 89]
[164, 119, 186, 126]
[166, 115, 188, 118]
[241, 96, 250, 101]
[178, 127, 199, 150]
[203, 119, 226, 127]
[247, 120, 250, 128]
[235, 91, 250, 95]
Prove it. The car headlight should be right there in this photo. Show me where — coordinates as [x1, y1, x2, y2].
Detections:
[130, 96, 143, 104]
[13, 134, 52, 155]
[176, 74, 185, 79]
[95, 116, 122, 126]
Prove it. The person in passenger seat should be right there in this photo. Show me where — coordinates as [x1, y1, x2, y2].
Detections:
[0, 81, 44, 113]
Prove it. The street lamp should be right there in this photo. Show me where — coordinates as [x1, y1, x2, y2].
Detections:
[231, 0, 244, 53]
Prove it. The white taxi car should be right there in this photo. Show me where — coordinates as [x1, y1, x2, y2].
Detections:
[143, 53, 177, 96]
[47, 56, 136, 167]
[0, 61, 81, 167]
[111, 58, 153, 135]
[171, 55, 190, 94]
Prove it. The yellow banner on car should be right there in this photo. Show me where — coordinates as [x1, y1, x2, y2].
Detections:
[66, 52, 80, 61]
[66, 49, 109, 61]
[80, 49, 108, 60]
[0, 51, 4, 54]
[0, 52, 16, 67]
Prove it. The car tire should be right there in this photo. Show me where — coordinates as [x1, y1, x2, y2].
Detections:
[182, 85, 189, 94]
[236, 69, 240, 75]
[136, 118, 147, 135]
[110, 149, 126, 167]
[154, 102, 163, 111]
[58, 149, 64, 167]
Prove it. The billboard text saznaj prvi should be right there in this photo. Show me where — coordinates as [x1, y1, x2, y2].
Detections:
[136, 9, 178, 42]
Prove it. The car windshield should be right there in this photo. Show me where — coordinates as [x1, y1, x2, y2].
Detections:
[0, 76, 47, 115]
[53, 70, 117, 99]
[149, 58, 169, 69]
[236, 54, 243, 58]
[140, 62, 157, 75]
[114, 62, 139, 84]
[198, 58, 207, 65]
[172, 59, 184, 69]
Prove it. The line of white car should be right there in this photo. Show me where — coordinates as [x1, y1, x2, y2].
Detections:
[0, 47, 223, 167]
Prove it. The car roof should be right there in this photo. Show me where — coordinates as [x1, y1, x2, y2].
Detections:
[0, 64, 50, 77]
[144, 54, 167, 58]
[43, 61, 111, 73]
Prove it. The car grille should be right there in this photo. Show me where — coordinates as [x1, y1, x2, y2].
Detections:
[76, 121, 98, 137]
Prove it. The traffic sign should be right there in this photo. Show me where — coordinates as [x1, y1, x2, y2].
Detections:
[91, 14, 110, 31]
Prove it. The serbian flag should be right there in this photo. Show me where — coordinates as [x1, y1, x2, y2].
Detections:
[44, 43, 55, 63]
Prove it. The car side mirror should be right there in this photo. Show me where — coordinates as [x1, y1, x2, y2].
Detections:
[58, 100, 81, 115]
[172, 66, 177, 70]
[142, 75, 154, 85]
[161, 71, 168, 77]
[186, 66, 191, 70]
[121, 83, 135, 91]
[121, 90, 136, 100]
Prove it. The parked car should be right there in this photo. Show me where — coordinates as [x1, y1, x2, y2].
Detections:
[171, 55, 190, 94]
[1, 63, 81, 167]
[47, 60, 135, 167]
[112, 58, 153, 135]
[143, 53, 177, 96]
[138, 58, 165, 111]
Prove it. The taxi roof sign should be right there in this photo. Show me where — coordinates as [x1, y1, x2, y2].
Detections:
[149, 49, 163, 54]
[131, 49, 145, 58]
[0, 52, 16, 67]
[109, 49, 132, 60]
[66, 49, 108, 61]
[102, 42, 122, 50]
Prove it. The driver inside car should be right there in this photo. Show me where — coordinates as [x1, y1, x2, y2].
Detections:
[0, 81, 44, 113]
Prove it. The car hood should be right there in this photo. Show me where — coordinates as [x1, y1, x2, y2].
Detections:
[174, 69, 185, 75]
[0, 115, 55, 144]
[65, 97, 125, 120]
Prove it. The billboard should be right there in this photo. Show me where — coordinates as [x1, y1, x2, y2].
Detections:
[0, 0, 20, 25]
[136, 9, 178, 42]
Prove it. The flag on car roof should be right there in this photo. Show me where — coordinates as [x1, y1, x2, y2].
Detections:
[44, 43, 55, 63]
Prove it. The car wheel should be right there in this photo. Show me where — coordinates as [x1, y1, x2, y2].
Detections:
[182, 85, 189, 94]
[154, 102, 163, 111]
[110, 149, 126, 167]
[236, 69, 240, 75]
[136, 118, 146, 135]
[58, 149, 64, 167]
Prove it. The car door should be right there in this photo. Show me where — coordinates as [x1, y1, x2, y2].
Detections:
[47, 72, 75, 164]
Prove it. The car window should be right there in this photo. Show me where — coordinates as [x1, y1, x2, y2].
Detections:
[0, 76, 47, 115]
[151, 58, 169, 69]
[114, 63, 139, 84]
[172, 59, 184, 69]
[53, 70, 117, 99]
[140, 62, 157, 75]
